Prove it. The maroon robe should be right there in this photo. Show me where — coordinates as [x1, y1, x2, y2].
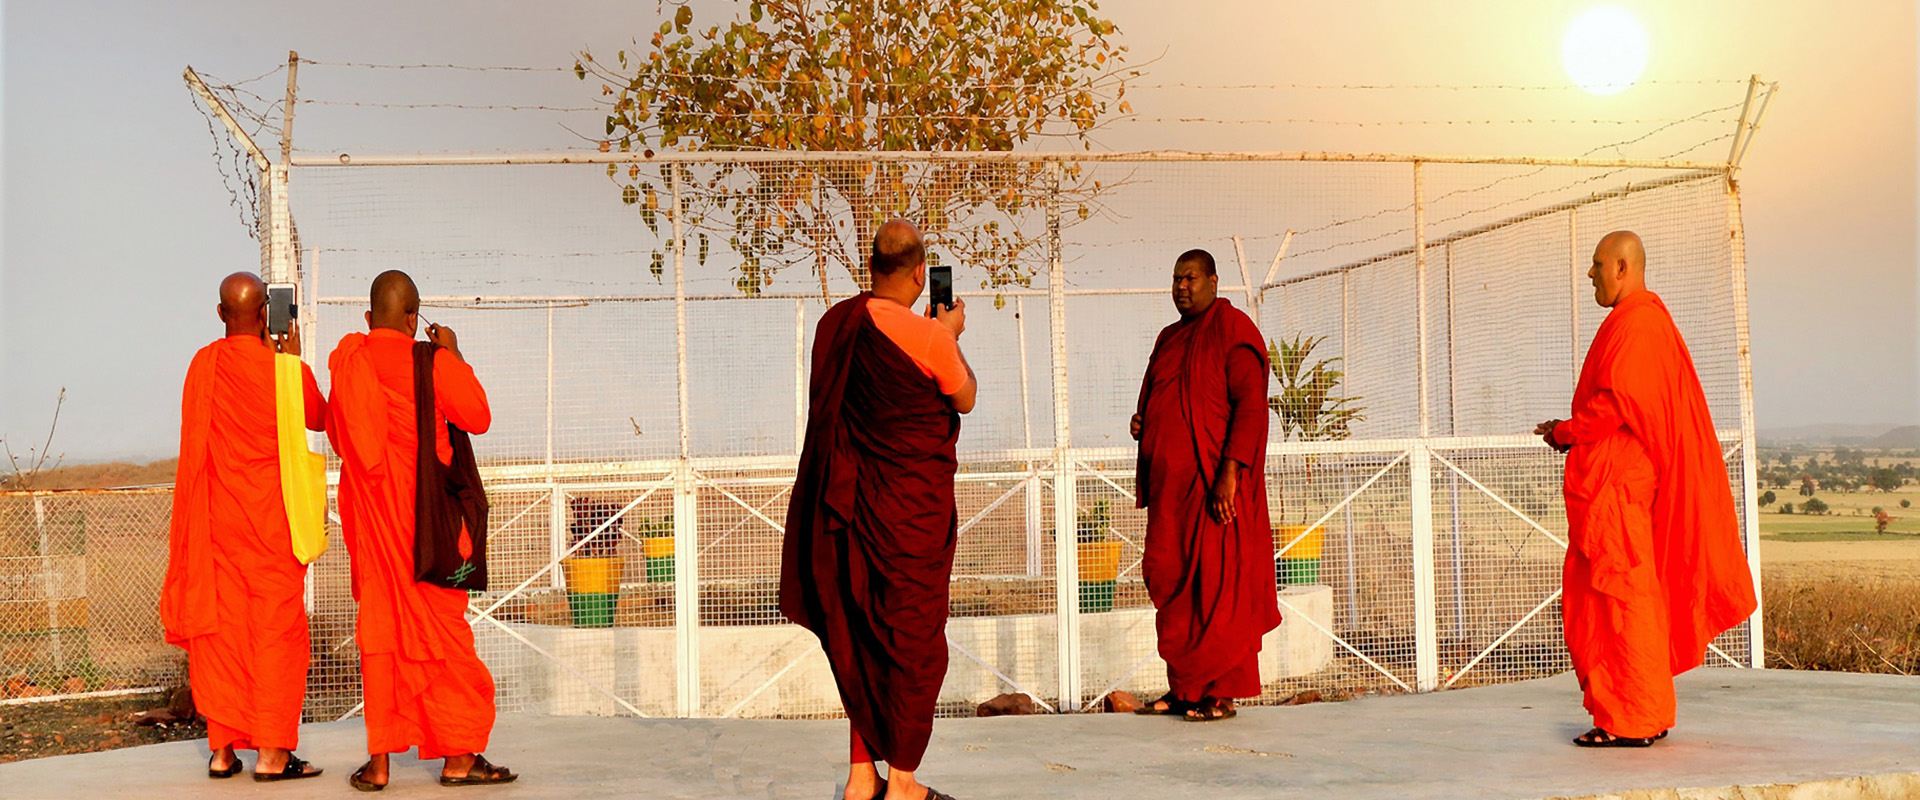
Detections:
[781, 293, 960, 771]
[1136, 298, 1281, 702]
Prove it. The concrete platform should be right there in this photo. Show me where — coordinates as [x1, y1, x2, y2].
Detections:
[2, 669, 1916, 799]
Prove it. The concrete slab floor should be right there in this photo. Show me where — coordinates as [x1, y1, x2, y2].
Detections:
[1, 669, 1915, 799]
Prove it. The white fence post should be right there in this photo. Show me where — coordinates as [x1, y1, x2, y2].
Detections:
[1045, 163, 1081, 711]
[1727, 179, 1765, 668]
[669, 165, 702, 715]
[1411, 160, 1440, 692]
[1019, 296, 1041, 577]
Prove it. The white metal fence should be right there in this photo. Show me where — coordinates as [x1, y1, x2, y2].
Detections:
[0, 149, 1763, 720]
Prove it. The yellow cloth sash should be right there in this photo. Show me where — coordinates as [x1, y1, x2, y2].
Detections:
[275, 353, 329, 564]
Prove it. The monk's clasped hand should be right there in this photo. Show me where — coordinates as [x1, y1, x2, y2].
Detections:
[1534, 419, 1570, 453]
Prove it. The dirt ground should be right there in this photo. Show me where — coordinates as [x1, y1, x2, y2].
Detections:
[0, 693, 203, 764]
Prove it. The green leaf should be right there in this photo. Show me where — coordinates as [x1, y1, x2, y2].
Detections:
[650, 251, 665, 281]
[622, 185, 640, 204]
[675, 5, 692, 31]
[574, 61, 587, 80]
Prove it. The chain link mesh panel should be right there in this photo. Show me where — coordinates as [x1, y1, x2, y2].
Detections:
[0, 153, 1755, 719]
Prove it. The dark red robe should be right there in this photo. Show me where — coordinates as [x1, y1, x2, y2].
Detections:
[1136, 298, 1281, 703]
[1556, 290, 1756, 737]
[781, 294, 960, 771]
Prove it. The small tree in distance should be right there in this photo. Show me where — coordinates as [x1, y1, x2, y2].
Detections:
[1758, 489, 1776, 507]
[1802, 497, 1829, 515]
[578, 0, 1136, 297]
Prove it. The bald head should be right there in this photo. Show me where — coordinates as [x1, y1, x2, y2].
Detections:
[870, 219, 926, 278]
[367, 270, 421, 335]
[1587, 230, 1647, 308]
[217, 271, 268, 338]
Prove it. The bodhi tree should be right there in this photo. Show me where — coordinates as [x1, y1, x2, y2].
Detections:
[577, 0, 1134, 297]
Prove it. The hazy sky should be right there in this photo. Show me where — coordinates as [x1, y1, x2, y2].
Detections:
[2, 0, 1916, 462]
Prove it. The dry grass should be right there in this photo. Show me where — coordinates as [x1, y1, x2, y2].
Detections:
[1763, 568, 1920, 675]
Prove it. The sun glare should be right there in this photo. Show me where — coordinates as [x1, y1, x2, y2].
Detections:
[1562, 6, 1649, 95]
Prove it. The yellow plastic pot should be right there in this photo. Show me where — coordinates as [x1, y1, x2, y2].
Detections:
[563, 556, 618, 595]
[1273, 524, 1323, 560]
[1077, 540, 1123, 584]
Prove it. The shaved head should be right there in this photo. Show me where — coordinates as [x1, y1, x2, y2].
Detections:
[869, 219, 926, 277]
[217, 271, 268, 338]
[1588, 230, 1647, 308]
[368, 269, 421, 334]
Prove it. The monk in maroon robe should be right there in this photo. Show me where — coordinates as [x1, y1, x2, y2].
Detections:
[1130, 248, 1282, 722]
[782, 220, 976, 800]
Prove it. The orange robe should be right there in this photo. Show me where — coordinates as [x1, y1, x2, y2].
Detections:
[161, 334, 325, 753]
[1555, 291, 1757, 737]
[327, 328, 495, 758]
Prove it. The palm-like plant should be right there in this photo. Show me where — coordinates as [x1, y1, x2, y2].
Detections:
[1268, 335, 1364, 526]
[1268, 335, 1363, 443]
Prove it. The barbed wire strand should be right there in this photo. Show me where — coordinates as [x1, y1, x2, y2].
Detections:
[299, 58, 1743, 91]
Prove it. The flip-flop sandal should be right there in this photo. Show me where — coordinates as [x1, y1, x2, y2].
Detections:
[921, 787, 959, 800]
[348, 761, 386, 793]
[1133, 693, 1194, 716]
[1572, 727, 1658, 748]
[254, 754, 324, 782]
[838, 778, 888, 800]
[208, 753, 242, 779]
[440, 754, 518, 787]
[1184, 697, 1238, 723]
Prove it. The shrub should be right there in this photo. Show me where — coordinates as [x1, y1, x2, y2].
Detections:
[1903, 499, 1913, 509]
[1759, 490, 1777, 507]
[1803, 497, 1830, 514]
[1780, 502, 1795, 514]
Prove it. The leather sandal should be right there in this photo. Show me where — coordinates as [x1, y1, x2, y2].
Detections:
[439, 754, 518, 787]
[348, 761, 386, 792]
[208, 752, 242, 779]
[254, 753, 324, 782]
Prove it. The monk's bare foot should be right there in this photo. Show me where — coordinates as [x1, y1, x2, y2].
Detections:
[210, 745, 239, 774]
[440, 753, 516, 785]
[884, 767, 950, 800]
[359, 753, 389, 786]
[844, 762, 884, 800]
[253, 747, 322, 779]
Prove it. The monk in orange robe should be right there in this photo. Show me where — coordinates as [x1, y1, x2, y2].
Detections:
[160, 272, 326, 781]
[1536, 231, 1757, 747]
[782, 220, 975, 800]
[1130, 249, 1281, 722]
[327, 270, 515, 788]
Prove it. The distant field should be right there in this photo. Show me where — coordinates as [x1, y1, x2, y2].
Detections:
[0, 459, 177, 491]
[1758, 486, 1920, 538]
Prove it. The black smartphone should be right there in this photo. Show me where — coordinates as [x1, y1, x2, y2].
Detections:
[267, 283, 297, 336]
[929, 265, 953, 312]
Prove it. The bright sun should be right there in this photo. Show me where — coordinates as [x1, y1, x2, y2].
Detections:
[1562, 6, 1649, 95]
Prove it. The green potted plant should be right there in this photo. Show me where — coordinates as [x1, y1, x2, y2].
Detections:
[1267, 334, 1364, 587]
[1076, 499, 1121, 613]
